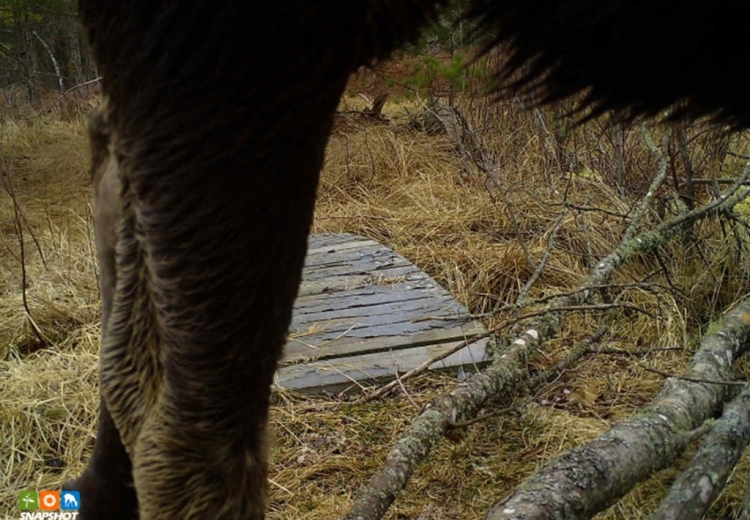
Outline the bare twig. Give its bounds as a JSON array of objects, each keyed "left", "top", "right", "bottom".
[
  {"left": 620, "top": 125, "right": 670, "bottom": 243},
  {"left": 391, "top": 351, "right": 421, "bottom": 410},
  {"left": 373, "top": 301, "right": 649, "bottom": 402},
  {"left": 64, "top": 76, "right": 102, "bottom": 95},
  {"left": 1, "top": 174, "right": 46, "bottom": 268},
  {"left": 360, "top": 331, "right": 493, "bottom": 402},
  {"left": 516, "top": 210, "right": 567, "bottom": 306},
  {"left": 691, "top": 178, "right": 750, "bottom": 185},
  {"left": 449, "top": 405, "right": 517, "bottom": 430},
  {"left": 1, "top": 172, "right": 47, "bottom": 346},
  {"left": 433, "top": 101, "right": 537, "bottom": 271},
  {"left": 557, "top": 201, "right": 629, "bottom": 219},
  {"left": 518, "top": 303, "right": 655, "bottom": 319},
  {"left": 589, "top": 347, "right": 683, "bottom": 356},
  {"left": 675, "top": 124, "right": 697, "bottom": 211}
]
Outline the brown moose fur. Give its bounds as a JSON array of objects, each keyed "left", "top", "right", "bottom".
[{"left": 67, "top": 1, "right": 750, "bottom": 519}]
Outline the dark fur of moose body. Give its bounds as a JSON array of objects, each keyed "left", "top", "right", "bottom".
[{"left": 66, "top": 1, "right": 750, "bottom": 519}]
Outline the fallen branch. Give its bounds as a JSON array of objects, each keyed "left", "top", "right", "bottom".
[
  {"left": 366, "top": 302, "right": 647, "bottom": 402},
  {"left": 485, "top": 298, "right": 750, "bottom": 520},
  {"left": 341, "top": 159, "right": 750, "bottom": 520},
  {"left": 591, "top": 347, "right": 682, "bottom": 356},
  {"left": 359, "top": 329, "right": 493, "bottom": 402},
  {"left": 525, "top": 308, "right": 614, "bottom": 391},
  {"left": 651, "top": 386, "right": 750, "bottom": 520},
  {"left": 64, "top": 75, "right": 102, "bottom": 95},
  {"left": 623, "top": 125, "right": 669, "bottom": 243}
]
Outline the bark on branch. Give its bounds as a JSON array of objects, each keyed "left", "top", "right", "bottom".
[
  {"left": 651, "top": 386, "right": 750, "bottom": 519},
  {"left": 485, "top": 298, "right": 750, "bottom": 520}
]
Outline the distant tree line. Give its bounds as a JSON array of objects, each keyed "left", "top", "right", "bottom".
[
  {"left": 0, "top": 0, "right": 478, "bottom": 106},
  {"left": 0, "top": 0, "right": 96, "bottom": 102}
]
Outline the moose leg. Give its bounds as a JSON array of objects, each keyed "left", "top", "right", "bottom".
[
  {"left": 64, "top": 402, "right": 138, "bottom": 519},
  {"left": 94, "top": 110, "right": 351, "bottom": 519},
  {"left": 74, "top": 1, "right": 447, "bottom": 517},
  {"left": 64, "top": 106, "right": 138, "bottom": 519}
]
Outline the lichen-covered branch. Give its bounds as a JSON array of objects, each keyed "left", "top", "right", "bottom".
[
  {"left": 622, "top": 125, "right": 669, "bottom": 243},
  {"left": 651, "top": 386, "right": 750, "bottom": 520},
  {"left": 484, "top": 299, "right": 750, "bottom": 520}
]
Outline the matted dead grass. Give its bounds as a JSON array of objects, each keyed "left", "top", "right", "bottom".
[{"left": 1, "top": 92, "right": 750, "bottom": 519}]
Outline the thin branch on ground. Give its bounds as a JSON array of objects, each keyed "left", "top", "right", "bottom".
[
  {"left": 516, "top": 210, "right": 567, "bottom": 307},
  {"left": 653, "top": 249, "right": 685, "bottom": 299},
  {"left": 368, "top": 301, "right": 649, "bottom": 402},
  {"left": 64, "top": 76, "right": 101, "bottom": 94},
  {"left": 620, "top": 125, "right": 670, "bottom": 243},
  {"left": 447, "top": 405, "right": 519, "bottom": 430},
  {"left": 525, "top": 315, "right": 612, "bottom": 392},
  {"left": 436, "top": 102, "right": 537, "bottom": 271},
  {"left": 2, "top": 172, "right": 46, "bottom": 267},
  {"left": 528, "top": 282, "right": 683, "bottom": 306},
  {"left": 554, "top": 201, "right": 630, "bottom": 219},
  {"left": 589, "top": 347, "right": 683, "bottom": 356},
  {"left": 359, "top": 330, "right": 493, "bottom": 403},
  {"left": 457, "top": 286, "right": 612, "bottom": 317},
  {"left": 516, "top": 303, "right": 655, "bottom": 319}
]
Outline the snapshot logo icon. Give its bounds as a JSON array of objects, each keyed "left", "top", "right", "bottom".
[
  {"left": 39, "top": 491, "right": 60, "bottom": 511},
  {"left": 60, "top": 491, "right": 80, "bottom": 511},
  {"left": 18, "top": 489, "right": 80, "bottom": 518},
  {"left": 18, "top": 491, "right": 38, "bottom": 511}
]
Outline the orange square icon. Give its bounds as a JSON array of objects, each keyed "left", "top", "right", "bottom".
[{"left": 39, "top": 491, "right": 60, "bottom": 511}]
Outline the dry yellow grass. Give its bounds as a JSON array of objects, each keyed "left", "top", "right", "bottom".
[{"left": 1, "top": 92, "right": 750, "bottom": 520}]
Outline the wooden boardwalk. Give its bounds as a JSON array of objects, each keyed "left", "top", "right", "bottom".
[{"left": 275, "top": 233, "right": 489, "bottom": 394}]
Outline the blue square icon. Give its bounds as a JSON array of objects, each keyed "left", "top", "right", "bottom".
[{"left": 60, "top": 491, "right": 80, "bottom": 511}]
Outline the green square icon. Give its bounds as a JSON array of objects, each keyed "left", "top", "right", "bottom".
[{"left": 19, "top": 491, "right": 38, "bottom": 510}]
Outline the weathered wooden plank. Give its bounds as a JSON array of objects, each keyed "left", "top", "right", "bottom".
[
  {"left": 276, "top": 337, "right": 490, "bottom": 394},
  {"left": 284, "top": 322, "right": 486, "bottom": 362},
  {"left": 301, "top": 254, "right": 411, "bottom": 281},
  {"left": 307, "top": 233, "right": 374, "bottom": 249},
  {"left": 289, "top": 314, "right": 468, "bottom": 346},
  {"left": 306, "top": 233, "right": 369, "bottom": 250},
  {"left": 296, "top": 267, "right": 429, "bottom": 297},
  {"left": 304, "top": 237, "right": 382, "bottom": 264},
  {"left": 293, "top": 287, "right": 450, "bottom": 319},
  {"left": 278, "top": 233, "right": 490, "bottom": 394},
  {"left": 304, "top": 236, "right": 405, "bottom": 262},
  {"left": 292, "top": 300, "right": 452, "bottom": 331},
  {"left": 289, "top": 320, "right": 472, "bottom": 350},
  {"left": 304, "top": 241, "right": 388, "bottom": 267},
  {"left": 296, "top": 273, "right": 435, "bottom": 304},
  {"left": 301, "top": 264, "right": 416, "bottom": 285},
  {"left": 306, "top": 239, "right": 378, "bottom": 256},
  {"left": 291, "top": 295, "right": 469, "bottom": 334}
]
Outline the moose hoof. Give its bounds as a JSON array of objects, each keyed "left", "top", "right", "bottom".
[{"left": 63, "top": 472, "right": 138, "bottom": 520}]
